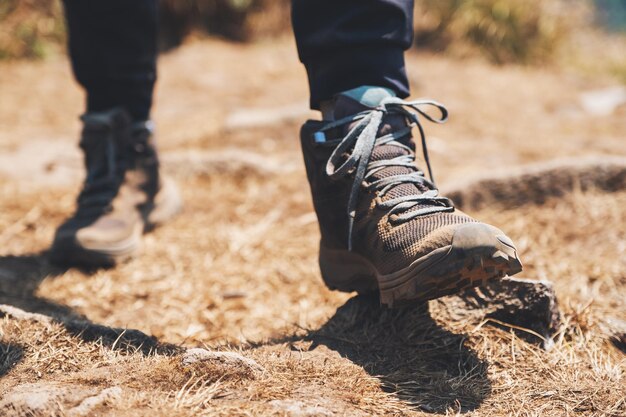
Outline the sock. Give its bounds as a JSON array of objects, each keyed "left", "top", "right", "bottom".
[{"left": 321, "top": 85, "right": 396, "bottom": 120}]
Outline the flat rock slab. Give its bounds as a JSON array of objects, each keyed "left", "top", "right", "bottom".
[
  {"left": 0, "top": 383, "right": 122, "bottom": 417},
  {"left": 182, "top": 348, "right": 265, "bottom": 377},
  {"left": 445, "top": 156, "right": 626, "bottom": 211},
  {"left": 579, "top": 86, "right": 626, "bottom": 116},
  {"left": 0, "top": 304, "right": 52, "bottom": 324},
  {"left": 461, "top": 277, "right": 561, "bottom": 349}
]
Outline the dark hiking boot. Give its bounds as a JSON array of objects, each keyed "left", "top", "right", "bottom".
[
  {"left": 300, "top": 88, "right": 522, "bottom": 307},
  {"left": 50, "top": 108, "right": 182, "bottom": 267}
]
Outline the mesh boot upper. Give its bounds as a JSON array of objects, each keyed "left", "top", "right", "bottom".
[{"left": 301, "top": 95, "right": 477, "bottom": 275}]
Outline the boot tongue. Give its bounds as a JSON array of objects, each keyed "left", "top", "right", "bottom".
[
  {"left": 332, "top": 88, "right": 431, "bottom": 201},
  {"left": 79, "top": 109, "right": 131, "bottom": 191}
]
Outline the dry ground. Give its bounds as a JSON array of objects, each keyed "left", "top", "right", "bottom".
[{"left": 0, "top": 37, "right": 625, "bottom": 416}]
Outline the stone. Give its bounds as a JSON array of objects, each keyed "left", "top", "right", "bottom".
[
  {"left": 0, "top": 304, "right": 52, "bottom": 325},
  {"left": 68, "top": 386, "right": 122, "bottom": 417},
  {"left": 461, "top": 277, "right": 561, "bottom": 349},
  {"left": 182, "top": 348, "right": 265, "bottom": 375},
  {"left": 444, "top": 156, "right": 626, "bottom": 211},
  {"left": 0, "top": 383, "right": 122, "bottom": 417},
  {"left": 579, "top": 86, "right": 626, "bottom": 116},
  {"left": 0, "top": 383, "right": 91, "bottom": 417}
]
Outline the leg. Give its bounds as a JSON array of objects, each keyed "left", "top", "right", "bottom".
[
  {"left": 62, "top": 0, "right": 158, "bottom": 121},
  {"left": 51, "top": 1, "right": 181, "bottom": 267},
  {"left": 292, "top": 0, "right": 414, "bottom": 110},
  {"left": 294, "top": 1, "right": 523, "bottom": 307}
]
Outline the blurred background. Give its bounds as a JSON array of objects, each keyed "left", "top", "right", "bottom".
[{"left": 1, "top": 0, "right": 625, "bottom": 73}]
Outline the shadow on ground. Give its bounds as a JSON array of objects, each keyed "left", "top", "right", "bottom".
[
  {"left": 0, "top": 254, "right": 77, "bottom": 318},
  {"left": 301, "top": 293, "right": 490, "bottom": 414},
  {"left": 1, "top": 254, "right": 491, "bottom": 413},
  {"left": 0, "top": 342, "right": 24, "bottom": 378},
  {"left": 0, "top": 253, "right": 180, "bottom": 374}
]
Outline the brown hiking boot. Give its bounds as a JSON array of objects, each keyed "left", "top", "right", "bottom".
[
  {"left": 50, "top": 108, "right": 182, "bottom": 267},
  {"left": 300, "top": 89, "right": 522, "bottom": 307}
]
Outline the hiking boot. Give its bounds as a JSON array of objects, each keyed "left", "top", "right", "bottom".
[
  {"left": 300, "top": 87, "right": 522, "bottom": 307},
  {"left": 50, "top": 108, "right": 182, "bottom": 267}
]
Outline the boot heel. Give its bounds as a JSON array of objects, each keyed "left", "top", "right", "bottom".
[{"left": 318, "top": 245, "right": 378, "bottom": 293}]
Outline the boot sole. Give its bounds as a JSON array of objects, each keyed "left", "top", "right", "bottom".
[
  {"left": 49, "top": 178, "right": 183, "bottom": 268},
  {"left": 319, "top": 223, "right": 522, "bottom": 308},
  {"left": 49, "top": 223, "right": 143, "bottom": 268}
]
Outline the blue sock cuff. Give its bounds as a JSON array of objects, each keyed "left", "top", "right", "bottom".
[{"left": 340, "top": 85, "right": 396, "bottom": 107}]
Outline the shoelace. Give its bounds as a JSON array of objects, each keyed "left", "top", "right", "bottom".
[{"left": 321, "top": 98, "right": 455, "bottom": 251}]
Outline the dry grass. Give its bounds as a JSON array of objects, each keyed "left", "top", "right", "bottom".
[
  {"left": 414, "top": 0, "right": 576, "bottom": 64},
  {"left": 5, "top": 0, "right": 626, "bottom": 73},
  {"left": 0, "top": 38, "right": 625, "bottom": 415},
  {"left": 0, "top": 0, "right": 65, "bottom": 59}
]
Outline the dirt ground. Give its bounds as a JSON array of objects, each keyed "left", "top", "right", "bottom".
[{"left": 0, "top": 37, "right": 625, "bottom": 416}]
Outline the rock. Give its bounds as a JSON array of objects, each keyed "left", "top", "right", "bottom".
[
  {"left": 461, "top": 277, "right": 561, "bottom": 349},
  {"left": 0, "top": 383, "right": 90, "bottom": 417},
  {"left": 445, "top": 156, "right": 626, "bottom": 211},
  {"left": 0, "top": 383, "right": 62, "bottom": 416},
  {"left": 579, "top": 86, "right": 626, "bottom": 116},
  {"left": 68, "top": 386, "right": 122, "bottom": 417},
  {"left": 0, "top": 383, "right": 122, "bottom": 417},
  {"left": 182, "top": 348, "right": 265, "bottom": 376},
  {"left": 0, "top": 304, "right": 52, "bottom": 325}
]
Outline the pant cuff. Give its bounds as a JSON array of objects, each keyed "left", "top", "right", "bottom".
[
  {"left": 303, "top": 46, "right": 410, "bottom": 110},
  {"left": 84, "top": 77, "right": 154, "bottom": 121}
]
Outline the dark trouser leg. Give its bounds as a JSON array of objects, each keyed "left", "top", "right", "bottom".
[
  {"left": 291, "top": 0, "right": 414, "bottom": 110},
  {"left": 62, "top": 0, "right": 158, "bottom": 121}
]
